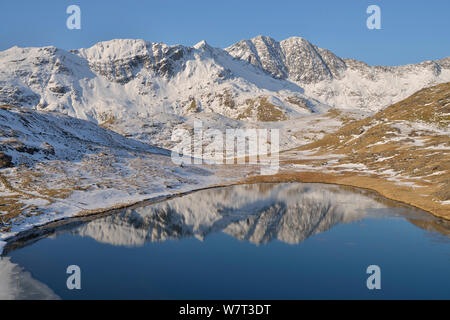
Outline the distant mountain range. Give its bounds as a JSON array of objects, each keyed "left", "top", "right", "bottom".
[{"left": 1, "top": 35, "right": 449, "bottom": 128}]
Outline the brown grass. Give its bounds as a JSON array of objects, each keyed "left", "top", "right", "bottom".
[
  {"left": 217, "top": 89, "right": 236, "bottom": 109},
  {"left": 276, "top": 83, "right": 450, "bottom": 220},
  {"left": 285, "top": 96, "right": 311, "bottom": 111},
  {"left": 238, "top": 97, "right": 287, "bottom": 121},
  {"left": 186, "top": 98, "right": 198, "bottom": 113}
]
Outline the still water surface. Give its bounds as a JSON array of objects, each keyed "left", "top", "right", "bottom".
[{"left": 1, "top": 183, "right": 449, "bottom": 299}]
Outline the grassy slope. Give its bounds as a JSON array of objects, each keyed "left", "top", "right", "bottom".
[{"left": 252, "top": 83, "right": 450, "bottom": 219}]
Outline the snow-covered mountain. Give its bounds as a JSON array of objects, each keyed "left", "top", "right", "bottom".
[
  {"left": 227, "top": 36, "right": 450, "bottom": 111},
  {"left": 0, "top": 35, "right": 449, "bottom": 150},
  {"left": 227, "top": 36, "right": 347, "bottom": 83},
  {"left": 0, "top": 38, "right": 322, "bottom": 124},
  {"left": 1, "top": 36, "right": 449, "bottom": 119}
]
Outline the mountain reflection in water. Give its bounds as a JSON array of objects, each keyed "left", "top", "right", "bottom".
[
  {"left": 1, "top": 183, "right": 449, "bottom": 300},
  {"left": 68, "top": 183, "right": 448, "bottom": 246}
]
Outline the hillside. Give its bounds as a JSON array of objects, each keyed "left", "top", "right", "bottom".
[
  {"left": 0, "top": 105, "right": 224, "bottom": 252},
  {"left": 258, "top": 83, "right": 450, "bottom": 219}
]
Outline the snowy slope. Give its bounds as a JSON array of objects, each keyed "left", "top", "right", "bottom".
[{"left": 0, "top": 105, "right": 166, "bottom": 167}]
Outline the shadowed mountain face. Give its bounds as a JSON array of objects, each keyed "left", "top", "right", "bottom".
[{"left": 66, "top": 183, "right": 440, "bottom": 246}]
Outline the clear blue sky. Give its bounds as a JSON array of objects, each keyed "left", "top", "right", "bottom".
[{"left": 1, "top": 0, "right": 449, "bottom": 66}]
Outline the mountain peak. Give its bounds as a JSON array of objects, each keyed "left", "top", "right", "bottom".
[
  {"left": 78, "top": 38, "right": 150, "bottom": 61},
  {"left": 225, "top": 35, "right": 345, "bottom": 82},
  {"left": 193, "top": 40, "right": 210, "bottom": 50},
  {"left": 283, "top": 35, "right": 306, "bottom": 41},
  {"left": 281, "top": 36, "right": 310, "bottom": 45},
  {"left": 251, "top": 35, "right": 277, "bottom": 42}
]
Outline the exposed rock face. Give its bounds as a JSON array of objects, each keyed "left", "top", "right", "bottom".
[
  {"left": 76, "top": 40, "right": 190, "bottom": 83},
  {"left": 226, "top": 35, "right": 347, "bottom": 83},
  {"left": 226, "top": 36, "right": 289, "bottom": 79},
  {"left": 0, "top": 152, "right": 13, "bottom": 168}
]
